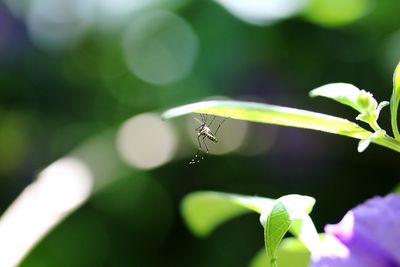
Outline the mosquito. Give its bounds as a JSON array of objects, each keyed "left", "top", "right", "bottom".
[{"left": 189, "top": 113, "right": 228, "bottom": 164}]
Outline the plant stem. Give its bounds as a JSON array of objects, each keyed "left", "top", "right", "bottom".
[
  {"left": 390, "top": 96, "right": 400, "bottom": 140},
  {"left": 373, "top": 135, "right": 400, "bottom": 153},
  {"left": 270, "top": 258, "right": 279, "bottom": 267}
]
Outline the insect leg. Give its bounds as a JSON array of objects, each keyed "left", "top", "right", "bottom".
[
  {"left": 202, "top": 136, "right": 209, "bottom": 153},
  {"left": 200, "top": 113, "right": 206, "bottom": 123},
  {"left": 214, "top": 117, "right": 228, "bottom": 137},
  {"left": 189, "top": 135, "right": 204, "bottom": 164},
  {"left": 208, "top": 115, "right": 216, "bottom": 127},
  {"left": 197, "top": 135, "right": 203, "bottom": 151}
]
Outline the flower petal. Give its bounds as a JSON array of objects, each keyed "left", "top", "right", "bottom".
[{"left": 310, "top": 194, "right": 400, "bottom": 267}]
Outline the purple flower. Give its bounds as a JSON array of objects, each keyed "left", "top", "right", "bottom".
[{"left": 310, "top": 194, "right": 400, "bottom": 267}]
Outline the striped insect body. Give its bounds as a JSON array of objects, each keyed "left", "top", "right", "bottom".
[{"left": 189, "top": 114, "right": 227, "bottom": 165}]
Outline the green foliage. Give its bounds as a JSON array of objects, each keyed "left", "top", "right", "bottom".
[
  {"left": 391, "top": 61, "right": 400, "bottom": 140},
  {"left": 162, "top": 100, "right": 400, "bottom": 153},
  {"left": 263, "top": 202, "right": 291, "bottom": 266},
  {"left": 181, "top": 191, "right": 273, "bottom": 237},
  {"left": 162, "top": 100, "right": 371, "bottom": 137},
  {"left": 309, "top": 83, "right": 389, "bottom": 131},
  {"left": 181, "top": 192, "right": 316, "bottom": 267},
  {"left": 309, "top": 83, "right": 392, "bottom": 151},
  {"left": 163, "top": 63, "right": 400, "bottom": 153},
  {"left": 167, "top": 64, "right": 400, "bottom": 266}
]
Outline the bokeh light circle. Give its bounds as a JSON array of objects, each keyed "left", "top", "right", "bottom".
[
  {"left": 122, "top": 10, "right": 198, "bottom": 85},
  {"left": 26, "top": 0, "right": 93, "bottom": 51},
  {"left": 303, "top": 0, "right": 372, "bottom": 27},
  {"left": 116, "top": 113, "right": 177, "bottom": 169},
  {"left": 216, "top": 0, "right": 308, "bottom": 25}
]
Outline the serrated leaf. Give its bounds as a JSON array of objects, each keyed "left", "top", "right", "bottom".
[
  {"left": 162, "top": 100, "right": 400, "bottom": 152},
  {"left": 181, "top": 191, "right": 274, "bottom": 237},
  {"left": 391, "top": 61, "right": 400, "bottom": 140},
  {"left": 249, "top": 238, "right": 310, "bottom": 267},
  {"left": 264, "top": 202, "right": 292, "bottom": 266}
]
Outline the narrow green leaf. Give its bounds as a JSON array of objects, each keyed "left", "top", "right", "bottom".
[
  {"left": 181, "top": 191, "right": 274, "bottom": 237},
  {"left": 249, "top": 239, "right": 310, "bottom": 267},
  {"left": 264, "top": 202, "right": 292, "bottom": 266},
  {"left": 162, "top": 100, "right": 400, "bottom": 152},
  {"left": 162, "top": 100, "right": 371, "bottom": 139},
  {"left": 391, "top": 61, "right": 400, "bottom": 140}
]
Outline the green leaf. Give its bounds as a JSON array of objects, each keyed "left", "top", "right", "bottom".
[
  {"left": 181, "top": 192, "right": 318, "bottom": 267},
  {"left": 181, "top": 191, "right": 274, "bottom": 237},
  {"left": 162, "top": 100, "right": 400, "bottom": 152},
  {"left": 276, "top": 195, "right": 319, "bottom": 253},
  {"left": 162, "top": 100, "right": 371, "bottom": 138},
  {"left": 310, "top": 83, "right": 389, "bottom": 131},
  {"left": 309, "top": 83, "right": 366, "bottom": 113},
  {"left": 391, "top": 61, "right": 400, "bottom": 140},
  {"left": 261, "top": 194, "right": 319, "bottom": 266},
  {"left": 263, "top": 202, "right": 292, "bottom": 266},
  {"left": 260, "top": 195, "right": 317, "bottom": 266},
  {"left": 249, "top": 238, "right": 310, "bottom": 267}
]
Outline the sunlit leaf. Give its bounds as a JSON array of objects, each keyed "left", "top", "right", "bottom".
[
  {"left": 259, "top": 194, "right": 316, "bottom": 266},
  {"left": 309, "top": 83, "right": 367, "bottom": 113},
  {"left": 162, "top": 100, "right": 371, "bottom": 138},
  {"left": 263, "top": 202, "right": 292, "bottom": 266},
  {"left": 249, "top": 238, "right": 310, "bottom": 267},
  {"left": 181, "top": 191, "right": 274, "bottom": 237},
  {"left": 181, "top": 192, "right": 318, "bottom": 266},
  {"left": 162, "top": 100, "right": 400, "bottom": 152},
  {"left": 310, "top": 83, "right": 390, "bottom": 132},
  {"left": 276, "top": 196, "right": 318, "bottom": 252},
  {"left": 391, "top": 61, "right": 400, "bottom": 140}
]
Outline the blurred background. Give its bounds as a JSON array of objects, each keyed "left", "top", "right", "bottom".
[{"left": 0, "top": 0, "right": 399, "bottom": 266}]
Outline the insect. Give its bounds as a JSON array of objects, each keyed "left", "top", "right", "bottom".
[{"left": 189, "top": 113, "right": 228, "bottom": 164}]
